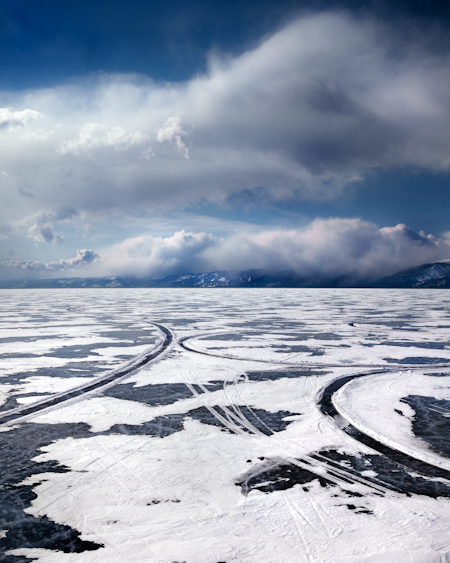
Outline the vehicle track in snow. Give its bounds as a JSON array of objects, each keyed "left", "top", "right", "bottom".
[
  {"left": 180, "top": 336, "right": 387, "bottom": 495},
  {"left": 0, "top": 323, "right": 173, "bottom": 427},
  {"left": 178, "top": 333, "right": 450, "bottom": 370},
  {"left": 318, "top": 371, "right": 450, "bottom": 482},
  {"left": 179, "top": 365, "right": 395, "bottom": 498},
  {"left": 178, "top": 331, "right": 450, "bottom": 491}
]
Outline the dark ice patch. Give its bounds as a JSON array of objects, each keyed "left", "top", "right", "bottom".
[
  {"left": 0, "top": 335, "right": 60, "bottom": 345},
  {"left": 103, "top": 381, "right": 223, "bottom": 406},
  {"left": 320, "top": 449, "right": 450, "bottom": 498},
  {"left": 202, "top": 333, "right": 245, "bottom": 341},
  {"left": 2, "top": 364, "right": 109, "bottom": 385},
  {"left": 0, "top": 423, "right": 104, "bottom": 560},
  {"left": 42, "top": 343, "right": 139, "bottom": 359},
  {"left": 0, "top": 485, "right": 103, "bottom": 555},
  {"left": 401, "top": 395, "right": 450, "bottom": 459},
  {"left": 183, "top": 406, "right": 298, "bottom": 435},
  {"left": 244, "top": 368, "right": 329, "bottom": 382},
  {"left": 157, "top": 318, "right": 198, "bottom": 326},
  {"left": 0, "top": 353, "right": 42, "bottom": 359},
  {"left": 106, "top": 404, "right": 299, "bottom": 438},
  {"left": 109, "top": 414, "right": 186, "bottom": 437},
  {"left": 383, "top": 342, "right": 448, "bottom": 350},
  {"left": 311, "top": 333, "right": 344, "bottom": 341},
  {"left": 384, "top": 357, "right": 450, "bottom": 365},
  {"left": 273, "top": 344, "right": 330, "bottom": 355},
  {"left": 373, "top": 320, "right": 414, "bottom": 327},
  {"left": 98, "top": 328, "right": 158, "bottom": 342},
  {"left": 236, "top": 457, "right": 337, "bottom": 494},
  {"left": 236, "top": 449, "right": 450, "bottom": 499},
  {"left": 0, "top": 395, "right": 22, "bottom": 413}
]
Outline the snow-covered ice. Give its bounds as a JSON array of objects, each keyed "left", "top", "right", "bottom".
[{"left": 0, "top": 288, "right": 449, "bottom": 562}]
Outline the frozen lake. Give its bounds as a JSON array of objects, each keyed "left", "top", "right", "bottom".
[{"left": 1, "top": 288, "right": 450, "bottom": 562}]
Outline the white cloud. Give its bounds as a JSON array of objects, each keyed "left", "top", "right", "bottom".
[
  {"left": 156, "top": 115, "right": 189, "bottom": 159},
  {"left": 0, "top": 10, "right": 449, "bottom": 228},
  {"left": 100, "top": 230, "right": 218, "bottom": 277},
  {"left": 60, "top": 248, "right": 100, "bottom": 267},
  {"left": 59, "top": 123, "right": 150, "bottom": 155},
  {"left": 200, "top": 220, "right": 450, "bottom": 280},
  {"left": 2, "top": 220, "right": 449, "bottom": 281},
  {"left": 90, "top": 220, "right": 450, "bottom": 281},
  {"left": 1, "top": 10, "right": 450, "bottom": 269},
  {"left": 1, "top": 249, "right": 101, "bottom": 276},
  {"left": 0, "top": 107, "right": 42, "bottom": 131}
]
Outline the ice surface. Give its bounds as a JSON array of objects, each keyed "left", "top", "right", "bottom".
[
  {"left": 0, "top": 288, "right": 449, "bottom": 562},
  {"left": 333, "top": 370, "right": 450, "bottom": 470}
]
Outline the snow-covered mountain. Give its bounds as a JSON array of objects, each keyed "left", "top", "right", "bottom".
[
  {"left": 374, "top": 261, "right": 450, "bottom": 288},
  {"left": 0, "top": 269, "right": 309, "bottom": 289},
  {"left": 1, "top": 262, "right": 450, "bottom": 288}
]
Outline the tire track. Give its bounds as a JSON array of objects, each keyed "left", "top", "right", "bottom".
[
  {"left": 179, "top": 367, "right": 393, "bottom": 497},
  {"left": 319, "top": 372, "right": 450, "bottom": 481},
  {"left": 179, "top": 333, "right": 450, "bottom": 370},
  {"left": 179, "top": 341, "right": 395, "bottom": 493},
  {"left": 0, "top": 323, "right": 173, "bottom": 427},
  {"left": 179, "top": 332, "right": 450, "bottom": 491}
]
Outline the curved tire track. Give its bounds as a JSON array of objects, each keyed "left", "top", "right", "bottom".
[
  {"left": 179, "top": 366, "right": 394, "bottom": 497},
  {"left": 0, "top": 323, "right": 173, "bottom": 427},
  {"left": 318, "top": 372, "right": 450, "bottom": 481},
  {"left": 179, "top": 331, "right": 450, "bottom": 487},
  {"left": 179, "top": 334, "right": 450, "bottom": 370}
]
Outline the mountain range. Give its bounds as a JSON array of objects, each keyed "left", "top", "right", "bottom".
[{"left": 1, "top": 261, "right": 450, "bottom": 289}]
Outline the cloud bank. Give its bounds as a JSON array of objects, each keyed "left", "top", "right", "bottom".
[
  {"left": 1, "top": 249, "right": 100, "bottom": 275},
  {"left": 3, "top": 220, "right": 448, "bottom": 282},
  {"left": 1, "top": 11, "right": 450, "bottom": 233},
  {"left": 100, "top": 221, "right": 447, "bottom": 281}
]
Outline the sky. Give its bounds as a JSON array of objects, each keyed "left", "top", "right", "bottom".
[{"left": 1, "top": 0, "right": 450, "bottom": 282}]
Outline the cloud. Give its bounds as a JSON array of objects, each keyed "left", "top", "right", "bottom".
[
  {"left": 1, "top": 249, "right": 101, "bottom": 277},
  {"left": 60, "top": 248, "right": 100, "bottom": 267},
  {"left": 156, "top": 115, "right": 189, "bottom": 159},
  {"left": 59, "top": 123, "right": 150, "bottom": 155},
  {"left": 0, "top": 108, "right": 42, "bottom": 131},
  {"left": 26, "top": 210, "right": 77, "bottom": 244},
  {"left": 1, "top": 10, "right": 450, "bottom": 228},
  {"left": 2, "top": 220, "right": 449, "bottom": 281},
  {"left": 100, "top": 230, "right": 218, "bottom": 277},
  {"left": 91, "top": 220, "right": 450, "bottom": 281},
  {"left": 208, "top": 220, "right": 448, "bottom": 280}
]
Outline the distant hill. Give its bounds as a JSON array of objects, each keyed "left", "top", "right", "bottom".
[
  {"left": 0, "top": 269, "right": 309, "bottom": 289},
  {"left": 1, "top": 262, "right": 450, "bottom": 289},
  {"left": 374, "top": 262, "right": 450, "bottom": 288}
]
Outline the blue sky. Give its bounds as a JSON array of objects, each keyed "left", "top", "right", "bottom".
[{"left": 1, "top": 0, "right": 450, "bottom": 281}]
